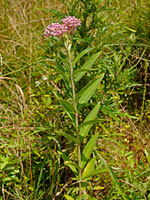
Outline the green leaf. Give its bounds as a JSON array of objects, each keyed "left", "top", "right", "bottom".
[
  {"left": 55, "top": 60, "right": 71, "bottom": 91},
  {"left": 75, "top": 51, "right": 102, "bottom": 82},
  {"left": 0, "top": 157, "right": 10, "bottom": 170},
  {"left": 79, "top": 74, "right": 104, "bottom": 104},
  {"left": 123, "top": 25, "right": 136, "bottom": 32},
  {"left": 95, "top": 150, "right": 131, "bottom": 200},
  {"left": 73, "top": 68, "right": 95, "bottom": 76},
  {"left": 64, "top": 161, "right": 80, "bottom": 170},
  {"left": 81, "top": 132, "right": 99, "bottom": 169},
  {"left": 72, "top": 47, "right": 94, "bottom": 68},
  {"left": 58, "top": 98, "right": 75, "bottom": 122},
  {"left": 58, "top": 57, "right": 70, "bottom": 72},
  {"left": 58, "top": 151, "right": 77, "bottom": 175},
  {"left": 56, "top": 59, "right": 65, "bottom": 73},
  {"left": 34, "top": 158, "right": 47, "bottom": 199},
  {"left": 82, "top": 169, "right": 107, "bottom": 180},
  {"left": 82, "top": 157, "right": 96, "bottom": 180},
  {"left": 59, "top": 99, "right": 75, "bottom": 112},
  {"left": 79, "top": 102, "right": 100, "bottom": 140},
  {"left": 50, "top": 64, "right": 70, "bottom": 84},
  {"left": 87, "top": 197, "right": 97, "bottom": 200},
  {"left": 59, "top": 51, "right": 66, "bottom": 59},
  {"left": 76, "top": 79, "right": 96, "bottom": 100},
  {"left": 64, "top": 195, "right": 74, "bottom": 200},
  {"left": 78, "top": 120, "right": 101, "bottom": 128},
  {"left": 55, "top": 131, "right": 79, "bottom": 144},
  {"left": 91, "top": 186, "right": 105, "bottom": 190}
]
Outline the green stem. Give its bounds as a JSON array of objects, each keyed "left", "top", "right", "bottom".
[
  {"left": 141, "top": 60, "right": 148, "bottom": 124},
  {"left": 68, "top": 45, "right": 82, "bottom": 199}
]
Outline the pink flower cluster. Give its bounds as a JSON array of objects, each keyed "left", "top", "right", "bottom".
[
  {"left": 44, "top": 23, "right": 68, "bottom": 37},
  {"left": 62, "top": 16, "right": 81, "bottom": 28},
  {"left": 44, "top": 16, "right": 81, "bottom": 37}
]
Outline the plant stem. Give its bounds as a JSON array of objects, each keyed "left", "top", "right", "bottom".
[
  {"left": 140, "top": 60, "right": 148, "bottom": 128},
  {"left": 68, "top": 46, "right": 82, "bottom": 199}
]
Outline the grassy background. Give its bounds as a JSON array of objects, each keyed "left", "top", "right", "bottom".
[{"left": 0, "top": 0, "right": 150, "bottom": 199}]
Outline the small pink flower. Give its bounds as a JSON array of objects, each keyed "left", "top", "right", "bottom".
[
  {"left": 62, "top": 16, "right": 81, "bottom": 28},
  {"left": 62, "top": 16, "right": 81, "bottom": 34},
  {"left": 44, "top": 16, "right": 81, "bottom": 37},
  {"left": 44, "top": 23, "right": 68, "bottom": 37}
]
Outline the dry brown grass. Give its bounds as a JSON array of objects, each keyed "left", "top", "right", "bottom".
[
  {"left": 0, "top": 0, "right": 150, "bottom": 199},
  {"left": 0, "top": 0, "right": 65, "bottom": 75}
]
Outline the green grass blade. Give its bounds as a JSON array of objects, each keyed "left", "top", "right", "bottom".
[
  {"left": 95, "top": 150, "right": 131, "bottom": 200},
  {"left": 34, "top": 158, "right": 47, "bottom": 199}
]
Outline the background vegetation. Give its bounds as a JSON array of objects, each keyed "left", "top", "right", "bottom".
[{"left": 0, "top": 0, "right": 150, "bottom": 199}]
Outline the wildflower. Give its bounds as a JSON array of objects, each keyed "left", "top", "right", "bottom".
[
  {"left": 44, "top": 23, "right": 68, "bottom": 37},
  {"left": 62, "top": 16, "right": 81, "bottom": 28},
  {"left": 62, "top": 16, "right": 81, "bottom": 34},
  {"left": 44, "top": 16, "right": 81, "bottom": 37}
]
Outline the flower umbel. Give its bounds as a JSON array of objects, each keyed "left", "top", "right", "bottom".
[
  {"left": 44, "top": 23, "right": 68, "bottom": 37},
  {"left": 44, "top": 16, "right": 81, "bottom": 37},
  {"left": 62, "top": 16, "right": 81, "bottom": 29},
  {"left": 62, "top": 16, "right": 81, "bottom": 34}
]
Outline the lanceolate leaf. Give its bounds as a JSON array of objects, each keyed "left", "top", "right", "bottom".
[
  {"left": 58, "top": 98, "right": 75, "bottom": 122},
  {"left": 79, "top": 74, "right": 104, "bottom": 104},
  {"left": 72, "top": 47, "right": 94, "bottom": 68},
  {"left": 56, "top": 59, "right": 65, "bottom": 73},
  {"left": 55, "top": 131, "right": 79, "bottom": 144},
  {"left": 73, "top": 68, "right": 95, "bottom": 76},
  {"left": 59, "top": 99, "right": 75, "bottom": 112},
  {"left": 78, "top": 120, "right": 101, "bottom": 128},
  {"left": 64, "top": 161, "right": 80, "bottom": 170},
  {"left": 81, "top": 132, "right": 99, "bottom": 169},
  {"left": 74, "top": 51, "right": 102, "bottom": 82},
  {"left": 82, "top": 157, "right": 96, "bottom": 180},
  {"left": 76, "top": 79, "right": 96, "bottom": 100},
  {"left": 79, "top": 102, "right": 100, "bottom": 141},
  {"left": 82, "top": 169, "right": 107, "bottom": 180},
  {"left": 50, "top": 64, "right": 70, "bottom": 84},
  {"left": 59, "top": 57, "right": 70, "bottom": 72}
]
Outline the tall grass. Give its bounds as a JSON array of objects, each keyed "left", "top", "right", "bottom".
[{"left": 0, "top": 0, "right": 150, "bottom": 199}]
